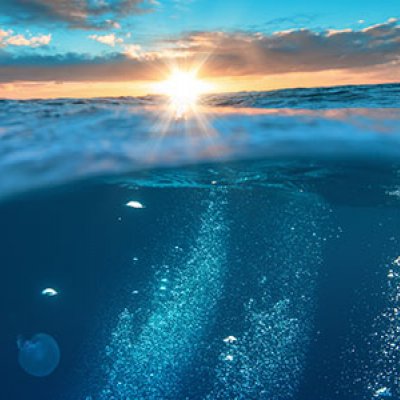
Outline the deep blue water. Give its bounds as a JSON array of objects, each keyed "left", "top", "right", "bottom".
[{"left": 1, "top": 83, "right": 400, "bottom": 399}]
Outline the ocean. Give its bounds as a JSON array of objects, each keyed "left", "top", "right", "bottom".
[{"left": 1, "top": 83, "right": 400, "bottom": 399}]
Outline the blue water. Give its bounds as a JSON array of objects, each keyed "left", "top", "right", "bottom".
[{"left": 1, "top": 83, "right": 400, "bottom": 399}]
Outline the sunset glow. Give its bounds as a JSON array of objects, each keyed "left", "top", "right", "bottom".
[
  {"left": 154, "top": 70, "right": 213, "bottom": 118},
  {"left": 0, "top": 1, "right": 398, "bottom": 98}
]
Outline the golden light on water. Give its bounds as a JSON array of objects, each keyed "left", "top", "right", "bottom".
[{"left": 154, "top": 69, "right": 213, "bottom": 119}]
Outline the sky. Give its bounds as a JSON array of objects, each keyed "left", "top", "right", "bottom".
[{"left": 0, "top": 0, "right": 399, "bottom": 98}]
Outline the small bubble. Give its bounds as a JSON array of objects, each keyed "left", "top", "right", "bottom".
[
  {"left": 126, "top": 201, "right": 145, "bottom": 209},
  {"left": 223, "top": 336, "right": 238, "bottom": 344},
  {"left": 373, "top": 387, "right": 392, "bottom": 398},
  {"left": 41, "top": 288, "right": 58, "bottom": 297}
]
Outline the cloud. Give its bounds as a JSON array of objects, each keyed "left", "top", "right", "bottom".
[
  {"left": 89, "top": 33, "right": 124, "bottom": 46},
  {"left": 164, "top": 18, "right": 400, "bottom": 77},
  {"left": 123, "top": 43, "right": 142, "bottom": 58},
  {"left": 0, "top": 0, "right": 156, "bottom": 29},
  {"left": 105, "top": 20, "right": 122, "bottom": 29},
  {"left": 263, "top": 14, "right": 316, "bottom": 29},
  {"left": 0, "top": 29, "right": 9, "bottom": 40},
  {"left": 0, "top": 52, "right": 158, "bottom": 82},
  {"left": 0, "top": 29, "right": 51, "bottom": 48},
  {"left": 0, "top": 19, "right": 398, "bottom": 83}
]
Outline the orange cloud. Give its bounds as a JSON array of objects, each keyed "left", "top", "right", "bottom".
[{"left": 169, "top": 18, "right": 400, "bottom": 77}]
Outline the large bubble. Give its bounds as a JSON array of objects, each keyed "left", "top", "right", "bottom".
[{"left": 17, "top": 333, "right": 60, "bottom": 377}]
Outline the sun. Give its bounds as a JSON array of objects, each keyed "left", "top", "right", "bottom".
[{"left": 154, "top": 69, "right": 212, "bottom": 118}]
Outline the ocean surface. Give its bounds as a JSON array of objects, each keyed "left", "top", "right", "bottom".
[{"left": 1, "top": 82, "right": 400, "bottom": 399}]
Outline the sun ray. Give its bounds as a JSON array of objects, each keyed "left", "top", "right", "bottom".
[
  {"left": 145, "top": 64, "right": 224, "bottom": 164},
  {"left": 153, "top": 68, "right": 213, "bottom": 119}
]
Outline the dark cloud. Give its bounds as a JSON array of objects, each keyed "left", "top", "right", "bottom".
[
  {"left": 0, "top": 52, "right": 160, "bottom": 82},
  {"left": 0, "top": 19, "right": 398, "bottom": 83},
  {"left": 0, "top": 0, "right": 155, "bottom": 29}
]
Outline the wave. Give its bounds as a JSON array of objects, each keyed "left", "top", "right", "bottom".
[
  {"left": 2, "top": 83, "right": 399, "bottom": 109},
  {"left": 0, "top": 83, "right": 400, "bottom": 199},
  {"left": 203, "top": 83, "right": 400, "bottom": 109}
]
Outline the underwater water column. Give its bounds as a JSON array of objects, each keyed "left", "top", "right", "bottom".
[
  {"left": 100, "top": 189, "right": 228, "bottom": 399},
  {"left": 367, "top": 254, "right": 400, "bottom": 399},
  {"left": 207, "top": 190, "right": 328, "bottom": 400}
]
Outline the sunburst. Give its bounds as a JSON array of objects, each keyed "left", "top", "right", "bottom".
[{"left": 154, "top": 69, "right": 212, "bottom": 119}]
